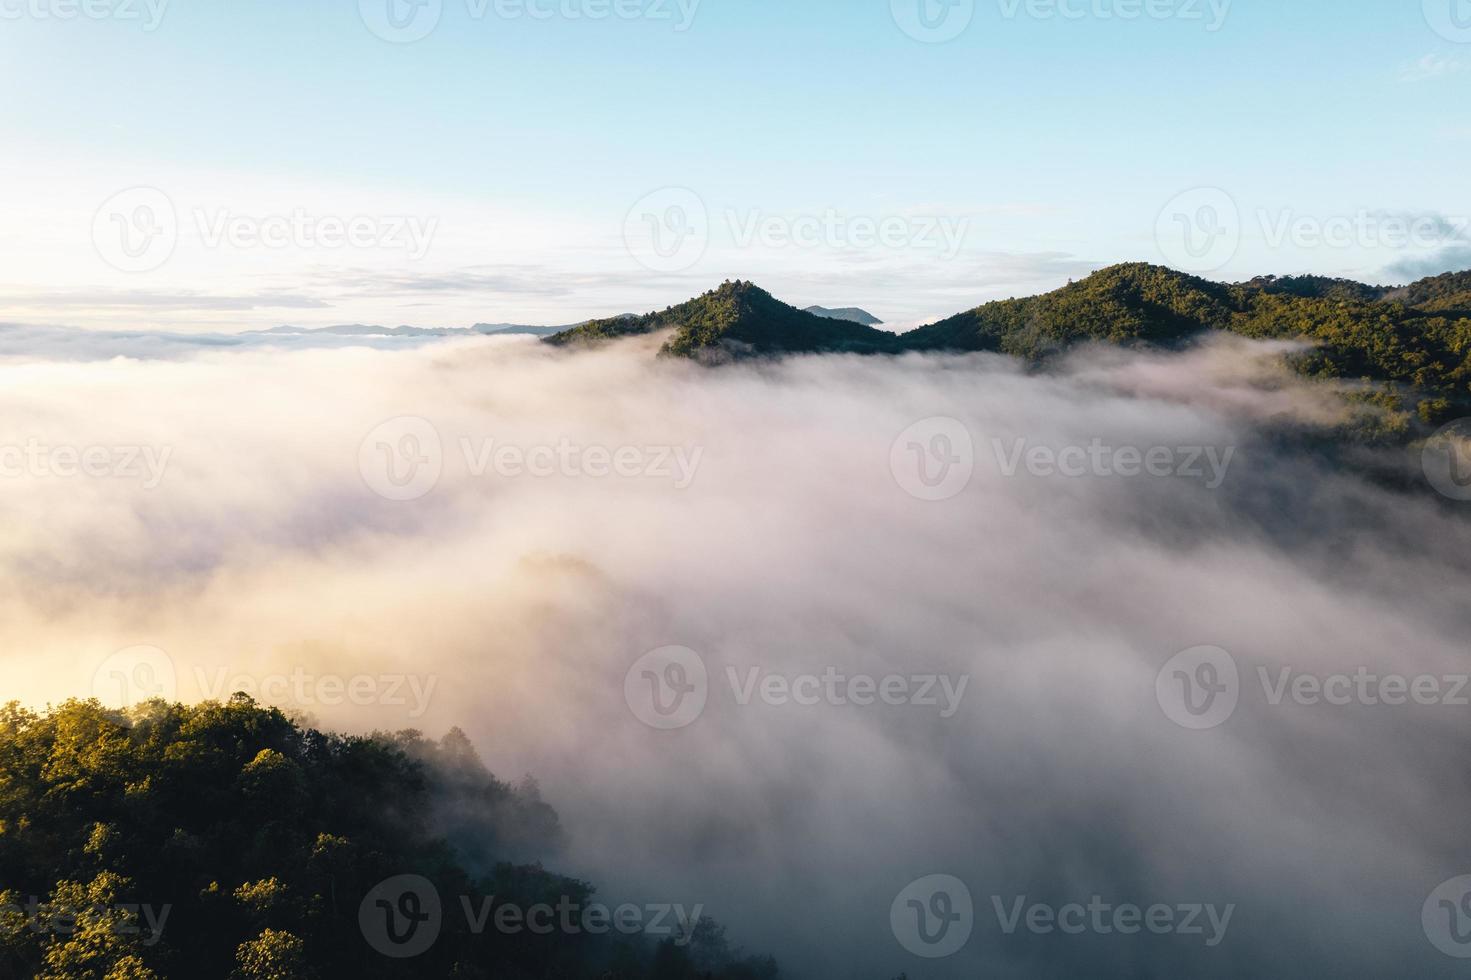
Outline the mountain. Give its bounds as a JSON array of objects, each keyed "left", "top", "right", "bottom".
[
  {"left": 1384, "top": 269, "right": 1471, "bottom": 316},
  {"left": 898, "top": 262, "right": 1471, "bottom": 423},
  {"left": 899, "top": 263, "right": 1238, "bottom": 357},
  {"left": 545, "top": 280, "right": 899, "bottom": 359},
  {"left": 471, "top": 322, "right": 569, "bottom": 337},
  {"left": 803, "top": 305, "right": 883, "bottom": 326},
  {"left": 0, "top": 698, "right": 779, "bottom": 979},
  {"left": 544, "top": 264, "right": 1471, "bottom": 429}
]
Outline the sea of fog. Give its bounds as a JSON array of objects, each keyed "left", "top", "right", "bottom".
[{"left": 2, "top": 329, "right": 1470, "bottom": 977}]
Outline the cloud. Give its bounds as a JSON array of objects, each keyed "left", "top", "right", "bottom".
[
  {"left": 0, "top": 322, "right": 454, "bottom": 361},
  {"left": 1384, "top": 243, "right": 1471, "bottom": 282},
  {"left": 0, "top": 288, "right": 332, "bottom": 312},
  {"left": 0, "top": 335, "right": 1466, "bottom": 977},
  {"left": 1400, "top": 53, "right": 1471, "bottom": 82}
]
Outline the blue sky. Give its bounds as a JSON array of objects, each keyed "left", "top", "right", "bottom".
[{"left": 1, "top": 0, "right": 1469, "bottom": 331}]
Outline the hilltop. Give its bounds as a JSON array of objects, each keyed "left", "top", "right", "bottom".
[{"left": 544, "top": 280, "right": 900, "bottom": 360}]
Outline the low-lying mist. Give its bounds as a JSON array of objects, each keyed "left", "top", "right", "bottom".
[{"left": 3, "top": 330, "right": 1469, "bottom": 977}]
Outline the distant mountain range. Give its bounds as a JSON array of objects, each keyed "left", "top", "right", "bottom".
[
  {"left": 544, "top": 265, "right": 1471, "bottom": 434},
  {"left": 803, "top": 305, "right": 883, "bottom": 325}
]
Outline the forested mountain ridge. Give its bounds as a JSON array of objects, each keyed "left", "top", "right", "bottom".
[
  {"left": 0, "top": 698, "right": 778, "bottom": 980},
  {"left": 546, "top": 264, "right": 1471, "bottom": 428},
  {"left": 900, "top": 263, "right": 1471, "bottom": 421}
]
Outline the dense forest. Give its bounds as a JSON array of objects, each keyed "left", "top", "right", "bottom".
[
  {"left": 546, "top": 265, "right": 1471, "bottom": 434},
  {"left": 0, "top": 698, "right": 778, "bottom": 980}
]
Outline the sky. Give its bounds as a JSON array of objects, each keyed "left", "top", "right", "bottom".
[{"left": 1, "top": 0, "right": 1469, "bottom": 332}]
